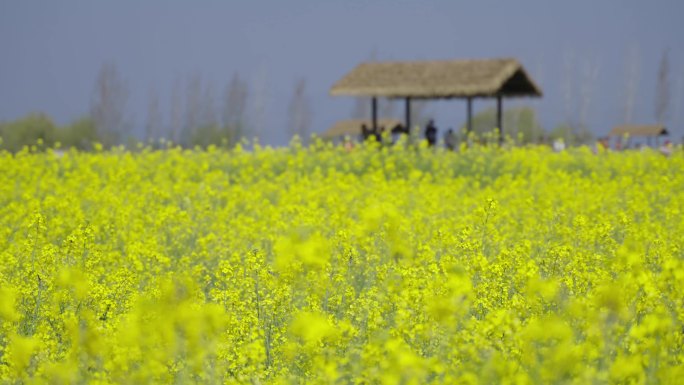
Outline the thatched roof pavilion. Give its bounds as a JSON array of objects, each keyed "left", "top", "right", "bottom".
[
  {"left": 609, "top": 124, "right": 668, "bottom": 137},
  {"left": 322, "top": 119, "right": 402, "bottom": 138},
  {"left": 330, "top": 58, "right": 542, "bottom": 144}
]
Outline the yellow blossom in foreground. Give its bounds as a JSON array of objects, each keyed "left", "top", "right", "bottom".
[{"left": 0, "top": 143, "right": 682, "bottom": 383}]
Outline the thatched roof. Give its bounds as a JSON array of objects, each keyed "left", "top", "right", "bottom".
[
  {"left": 609, "top": 124, "right": 668, "bottom": 137},
  {"left": 330, "top": 58, "right": 542, "bottom": 99},
  {"left": 322, "top": 119, "right": 402, "bottom": 138}
]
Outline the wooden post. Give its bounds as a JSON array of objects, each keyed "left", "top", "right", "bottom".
[
  {"left": 466, "top": 97, "right": 473, "bottom": 134},
  {"left": 405, "top": 97, "right": 411, "bottom": 132},
  {"left": 496, "top": 95, "right": 503, "bottom": 146},
  {"left": 372, "top": 97, "right": 378, "bottom": 132}
]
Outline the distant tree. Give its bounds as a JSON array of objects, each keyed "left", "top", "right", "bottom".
[
  {"left": 288, "top": 78, "right": 312, "bottom": 144},
  {"left": 169, "top": 77, "right": 183, "bottom": 144},
  {"left": 561, "top": 50, "right": 577, "bottom": 132},
  {"left": 577, "top": 57, "right": 600, "bottom": 144},
  {"left": 674, "top": 74, "right": 683, "bottom": 136},
  {"left": 560, "top": 50, "right": 598, "bottom": 144},
  {"left": 655, "top": 49, "right": 671, "bottom": 124},
  {"left": 549, "top": 124, "right": 577, "bottom": 146},
  {"left": 145, "top": 87, "right": 163, "bottom": 144},
  {"left": 0, "top": 113, "right": 57, "bottom": 152},
  {"left": 514, "top": 107, "right": 545, "bottom": 144},
  {"left": 527, "top": 54, "right": 545, "bottom": 116},
  {"left": 459, "top": 106, "right": 544, "bottom": 145},
  {"left": 250, "top": 67, "right": 271, "bottom": 141},
  {"left": 182, "top": 73, "right": 204, "bottom": 146},
  {"left": 189, "top": 124, "right": 228, "bottom": 149},
  {"left": 90, "top": 62, "right": 129, "bottom": 147},
  {"left": 187, "top": 81, "right": 222, "bottom": 148},
  {"left": 59, "top": 117, "right": 98, "bottom": 150},
  {"left": 222, "top": 72, "right": 249, "bottom": 146},
  {"left": 199, "top": 82, "right": 217, "bottom": 130},
  {"left": 459, "top": 107, "right": 493, "bottom": 137},
  {"left": 623, "top": 44, "right": 641, "bottom": 123}
]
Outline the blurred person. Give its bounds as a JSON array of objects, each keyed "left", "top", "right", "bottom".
[
  {"left": 391, "top": 123, "right": 405, "bottom": 144},
  {"left": 553, "top": 138, "right": 565, "bottom": 152},
  {"left": 361, "top": 123, "right": 371, "bottom": 141},
  {"left": 343, "top": 136, "right": 354, "bottom": 152},
  {"left": 659, "top": 140, "right": 673, "bottom": 157},
  {"left": 374, "top": 126, "right": 384, "bottom": 143},
  {"left": 425, "top": 119, "right": 437, "bottom": 146},
  {"left": 595, "top": 137, "right": 610, "bottom": 153},
  {"left": 615, "top": 140, "right": 623, "bottom": 151},
  {"left": 444, "top": 128, "right": 456, "bottom": 151}
]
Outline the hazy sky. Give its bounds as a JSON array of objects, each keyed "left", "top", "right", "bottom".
[{"left": 1, "top": 0, "right": 683, "bottom": 145}]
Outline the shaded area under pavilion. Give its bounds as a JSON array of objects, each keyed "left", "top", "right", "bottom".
[
  {"left": 330, "top": 58, "right": 542, "bottom": 144},
  {"left": 322, "top": 119, "right": 402, "bottom": 139}
]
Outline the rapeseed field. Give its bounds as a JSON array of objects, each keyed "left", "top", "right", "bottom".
[{"left": 1, "top": 141, "right": 683, "bottom": 384}]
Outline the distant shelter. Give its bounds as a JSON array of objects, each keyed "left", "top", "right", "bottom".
[
  {"left": 330, "top": 58, "right": 542, "bottom": 144},
  {"left": 609, "top": 124, "right": 669, "bottom": 147}
]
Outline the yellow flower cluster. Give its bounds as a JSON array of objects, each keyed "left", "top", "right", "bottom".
[{"left": 1, "top": 142, "right": 683, "bottom": 383}]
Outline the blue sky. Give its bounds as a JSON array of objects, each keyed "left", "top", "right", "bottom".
[{"left": 1, "top": 0, "right": 682, "bottom": 145}]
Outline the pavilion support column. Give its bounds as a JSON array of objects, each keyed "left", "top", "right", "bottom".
[
  {"left": 372, "top": 97, "right": 378, "bottom": 132},
  {"left": 496, "top": 94, "right": 503, "bottom": 146},
  {"left": 405, "top": 97, "right": 412, "bottom": 132},
  {"left": 466, "top": 97, "right": 473, "bottom": 134}
]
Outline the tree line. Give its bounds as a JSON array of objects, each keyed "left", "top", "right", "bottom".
[
  {"left": 1, "top": 62, "right": 313, "bottom": 152},
  {"left": 1, "top": 48, "right": 678, "bottom": 152}
]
